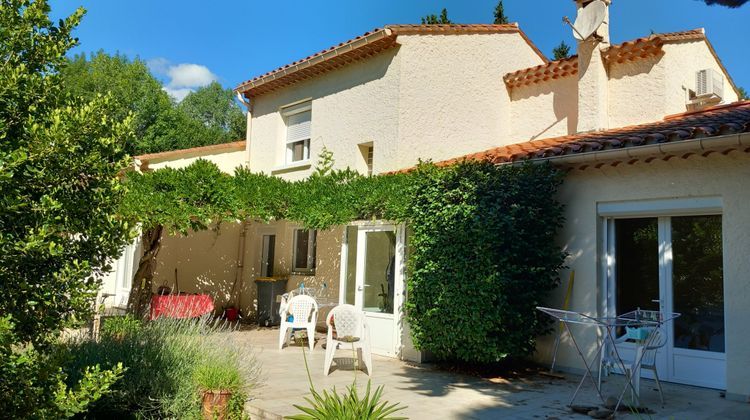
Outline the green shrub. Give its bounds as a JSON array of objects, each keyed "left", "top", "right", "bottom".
[
  {"left": 61, "top": 316, "right": 258, "bottom": 418},
  {"left": 0, "top": 316, "right": 123, "bottom": 418},
  {"left": 404, "top": 161, "right": 566, "bottom": 362},
  {"left": 288, "top": 380, "right": 406, "bottom": 420},
  {"left": 100, "top": 315, "right": 142, "bottom": 340}
]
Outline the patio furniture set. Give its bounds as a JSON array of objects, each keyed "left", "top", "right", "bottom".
[
  {"left": 538, "top": 307, "right": 680, "bottom": 415},
  {"left": 278, "top": 288, "right": 373, "bottom": 376}
]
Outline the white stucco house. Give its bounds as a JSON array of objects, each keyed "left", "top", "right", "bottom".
[{"left": 103, "top": 0, "right": 750, "bottom": 402}]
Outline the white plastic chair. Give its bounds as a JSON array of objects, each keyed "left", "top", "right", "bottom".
[
  {"left": 598, "top": 328, "right": 667, "bottom": 403},
  {"left": 629, "top": 328, "right": 667, "bottom": 403},
  {"left": 278, "top": 295, "right": 318, "bottom": 351},
  {"left": 323, "top": 304, "right": 372, "bottom": 376}
]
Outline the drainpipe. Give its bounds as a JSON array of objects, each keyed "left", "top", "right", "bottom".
[
  {"left": 236, "top": 92, "right": 252, "bottom": 168},
  {"left": 231, "top": 220, "right": 249, "bottom": 311}
]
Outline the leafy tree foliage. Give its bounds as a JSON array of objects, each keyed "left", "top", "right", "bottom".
[
  {"left": 552, "top": 41, "right": 572, "bottom": 60},
  {"left": 0, "top": 0, "right": 131, "bottom": 415},
  {"left": 421, "top": 8, "right": 452, "bottom": 24},
  {"left": 493, "top": 0, "right": 509, "bottom": 24},
  {"left": 61, "top": 52, "right": 246, "bottom": 155},
  {"left": 702, "top": 0, "right": 748, "bottom": 7},
  {"left": 179, "top": 81, "right": 246, "bottom": 141},
  {"left": 61, "top": 51, "right": 173, "bottom": 154},
  {"left": 738, "top": 87, "right": 748, "bottom": 100}
]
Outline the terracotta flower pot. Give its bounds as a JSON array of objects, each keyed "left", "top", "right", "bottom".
[{"left": 201, "top": 389, "right": 232, "bottom": 420}]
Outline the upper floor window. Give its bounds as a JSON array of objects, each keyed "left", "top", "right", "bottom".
[{"left": 283, "top": 102, "right": 311, "bottom": 164}]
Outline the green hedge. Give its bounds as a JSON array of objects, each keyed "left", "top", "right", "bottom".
[{"left": 404, "top": 161, "right": 566, "bottom": 362}]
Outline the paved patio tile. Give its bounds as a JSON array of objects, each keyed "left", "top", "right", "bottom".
[{"left": 231, "top": 328, "right": 750, "bottom": 419}]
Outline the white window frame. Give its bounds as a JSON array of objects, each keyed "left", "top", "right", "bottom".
[
  {"left": 282, "top": 102, "right": 312, "bottom": 164},
  {"left": 292, "top": 228, "right": 316, "bottom": 274}
]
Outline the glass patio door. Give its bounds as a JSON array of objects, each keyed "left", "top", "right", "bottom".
[
  {"left": 606, "top": 214, "right": 725, "bottom": 389},
  {"left": 340, "top": 224, "right": 405, "bottom": 357}
]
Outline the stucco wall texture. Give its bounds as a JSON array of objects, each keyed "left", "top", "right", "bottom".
[
  {"left": 247, "top": 32, "right": 545, "bottom": 179},
  {"left": 536, "top": 152, "right": 750, "bottom": 400}
]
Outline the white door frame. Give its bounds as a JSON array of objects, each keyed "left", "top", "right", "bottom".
[
  {"left": 599, "top": 197, "right": 726, "bottom": 389},
  {"left": 338, "top": 222, "right": 405, "bottom": 357}
]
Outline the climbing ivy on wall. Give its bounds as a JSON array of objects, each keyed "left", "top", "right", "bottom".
[
  {"left": 403, "top": 161, "right": 566, "bottom": 362},
  {"left": 119, "top": 158, "right": 566, "bottom": 362}
]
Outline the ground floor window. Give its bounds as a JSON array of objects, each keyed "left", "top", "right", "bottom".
[
  {"left": 605, "top": 205, "right": 726, "bottom": 389},
  {"left": 292, "top": 229, "right": 316, "bottom": 274}
]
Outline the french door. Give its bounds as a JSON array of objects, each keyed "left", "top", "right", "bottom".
[
  {"left": 604, "top": 211, "right": 726, "bottom": 389},
  {"left": 340, "top": 224, "right": 405, "bottom": 357}
]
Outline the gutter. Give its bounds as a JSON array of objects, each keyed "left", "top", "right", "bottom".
[{"left": 525, "top": 132, "right": 750, "bottom": 167}]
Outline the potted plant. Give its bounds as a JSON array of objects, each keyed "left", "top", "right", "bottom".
[{"left": 194, "top": 356, "right": 244, "bottom": 420}]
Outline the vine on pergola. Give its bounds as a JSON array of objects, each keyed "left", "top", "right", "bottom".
[
  {"left": 119, "top": 156, "right": 411, "bottom": 316},
  {"left": 118, "top": 155, "right": 566, "bottom": 364}
]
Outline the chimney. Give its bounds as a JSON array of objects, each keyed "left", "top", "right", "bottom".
[{"left": 576, "top": 0, "right": 611, "bottom": 133}]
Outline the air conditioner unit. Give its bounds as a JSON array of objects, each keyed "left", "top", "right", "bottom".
[{"left": 695, "top": 68, "right": 723, "bottom": 100}]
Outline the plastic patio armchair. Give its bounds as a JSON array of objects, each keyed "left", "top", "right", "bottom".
[
  {"left": 323, "top": 304, "right": 373, "bottom": 376},
  {"left": 278, "top": 294, "right": 318, "bottom": 351}
]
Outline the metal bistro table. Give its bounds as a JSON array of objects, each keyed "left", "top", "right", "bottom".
[{"left": 537, "top": 307, "right": 679, "bottom": 413}]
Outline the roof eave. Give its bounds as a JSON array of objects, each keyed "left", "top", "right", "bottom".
[{"left": 521, "top": 132, "right": 750, "bottom": 169}]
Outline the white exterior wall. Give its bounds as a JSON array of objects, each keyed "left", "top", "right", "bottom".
[
  {"left": 662, "top": 40, "right": 739, "bottom": 116},
  {"left": 247, "top": 32, "right": 545, "bottom": 177},
  {"left": 248, "top": 49, "right": 401, "bottom": 181},
  {"left": 394, "top": 33, "right": 544, "bottom": 166},
  {"left": 509, "top": 76, "right": 578, "bottom": 141},
  {"left": 147, "top": 149, "right": 246, "bottom": 174},
  {"left": 607, "top": 54, "right": 667, "bottom": 129},
  {"left": 535, "top": 152, "right": 750, "bottom": 400}
]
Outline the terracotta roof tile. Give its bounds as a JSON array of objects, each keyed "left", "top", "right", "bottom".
[
  {"left": 505, "top": 29, "right": 706, "bottom": 89},
  {"left": 429, "top": 101, "right": 750, "bottom": 167}
]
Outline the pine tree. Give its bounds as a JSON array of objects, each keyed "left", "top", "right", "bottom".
[
  {"left": 421, "top": 8, "right": 452, "bottom": 24},
  {"left": 494, "top": 0, "right": 509, "bottom": 24},
  {"left": 552, "top": 41, "right": 572, "bottom": 60}
]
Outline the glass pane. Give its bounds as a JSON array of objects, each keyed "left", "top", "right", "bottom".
[
  {"left": 615, "top": 218, "right": 659, "bottom": 316},
  {"left": 294, "top": 230, "right": 309, "bottom": 270},
  {"left": 363, "top": 231, "right": 396, "bottom": 314},
  {"left": 290, "top": 141, "right": 305, "bottom": 162},
  {"left": 344, "top": 226, "right": 358, "bottom": 305},
  {"left": 261, "top": 235, "right": 275, "bottom": 277},
  {"left": 672, "top": 215, "right": 724, "bottom": 352}
]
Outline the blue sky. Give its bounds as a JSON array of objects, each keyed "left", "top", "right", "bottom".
[{"left": 50, "top": 0, "right": 749, "bottom": 99}]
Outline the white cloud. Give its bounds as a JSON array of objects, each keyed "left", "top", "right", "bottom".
[
  {"left": 162, "top": 86, "right": 193, "bottom": 103},
  {"left": 167, "top": 63, "right": 217, "bottom": 89},
  {"left": 147, "top": 58, "right": 219, "bottom": 102},
  {"left": 146, "top": 57, "right": 170, "bottom": 76}
]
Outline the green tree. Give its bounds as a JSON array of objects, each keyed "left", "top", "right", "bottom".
[
  {"left": 738, "top": 87, "right": 748, "bottom": 100},
  {"left": 0, "top": 0, "right": 130, "bottom": 415},
  {"left": 61, "top": 51, "right": 174, "bottom": 155},
  {"left": 61, "top": 53, "right": 244, "bottom": 155},
  {"left": 552, "top": 41, "right": 572, "bottom": 60},
  {"left": 178, "top": 81, "right": 246, "bottom": 142},
  {"left": 493, "top": 0, "right": 509, "bottom": 24},
  {"left": 421, "top": 8, "right": 452, "bottom": 24}
]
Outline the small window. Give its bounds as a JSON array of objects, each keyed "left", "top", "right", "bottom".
[
  {"left": 366, "top": 145, "right": 374, "bottom": 176},
  {"left": 283, "top": 104, "right": 311, "bottom": 164},
  {"left": 293, "top": 229, "right": 316, "bottom": 274}
]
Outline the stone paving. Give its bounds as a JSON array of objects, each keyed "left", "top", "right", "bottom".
[{"left": 232, "top": 328, "right": 749, "bottom": 419}]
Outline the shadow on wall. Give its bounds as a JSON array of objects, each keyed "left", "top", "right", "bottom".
[
  {"left": 511, "top": 77, "right": 578, "bottom": 141},
  {"left": 152, "top": 223, "right": 243, "bottom": 315}
]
